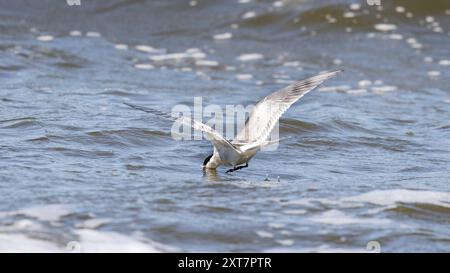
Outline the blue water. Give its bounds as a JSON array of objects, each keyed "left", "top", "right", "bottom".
[{"left": 0, "top": 0, "right": 449, "bottom": 252}]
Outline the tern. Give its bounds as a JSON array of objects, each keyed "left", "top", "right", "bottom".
[{"left": 125, "top": 70, "right": 341, "bottom": 173}]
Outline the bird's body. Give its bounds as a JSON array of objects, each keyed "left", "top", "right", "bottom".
[
  {"left": 204, "top": 145, "right": 258, "bottom": 169},
  {"left": 125, "top": 70, "right": 341, "bottom": 173}
]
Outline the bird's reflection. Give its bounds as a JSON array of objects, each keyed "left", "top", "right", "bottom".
[{"left": 202, "top": 167, "right": 221, "bottom": 182}]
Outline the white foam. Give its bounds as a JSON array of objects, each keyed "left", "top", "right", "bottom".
[
  {"left": 236, "top": 74, "right": 253, "bottom": 80},
  {"left": 195, "top": 60, "right": 219, "bottom": 67},
  {"left": 0, "top": 219, "right": 42, "bottom": 233},
  {"left": 135, "top": 45, "right": 158, "bottom": 53},
  {"left": 282, "top": 209, "right": 306, "bottom": 215},
  {"left": 114, "top": 44, "right": 128, "bottom": 50},
  {"left": 350, "top": 3, "right": 361, "bottom": 11},
  {"left": 276, "top": 239, "right": 294, "bottom": 246},
  {"left": 389, "top": 34, "right": 403, "bottom": 40},
  {"left": 346, "top": 89, "right": 367, "bottom": 95},
  {"left": 134, "top": 63, "right": 154, "bottom": 70},
  {"left": 395, "top": 6, "right": 405, "bottom": 13},
  {"left": 373, "top": 80, "right": 383, "bottom": 85},
  {"left": 242, "top": 11, "right": 256, "bottom": 19},
  {"left": 279, "top": 230, "right": 292, "bottom": 236},
  {"left": 283, "top": 61, "right": 300, "bottom": 67},
  {"left": 341, "top": 189, "right": 450, "bottom": 208},
  {"left": 213, "top": 32, "right": 233, "bottom": 40},
  {"left": 343, "top": 12, "right": 355, "bottom": 18},
  {"left": 425, "top": 16, "right": 435, "bottom": 23},
  {"left": 184, "top": 48, "right": 198, "bottom": 53},
  {"left": 371, "top": 85, "right": 397, "bottom": 94},
  {"left": 406, "top": 38, "right": 417, "bottom": 44},
  {"left": 268, "top": 222, "right": 285, "bottom": 229},
  {"left": 256, "top": 230, "right": 274, "bottom": 238},
  {"left": 333, "top": 58, "right": 343, "bottom": 65},
  {"left": 428, "top": 70, "right": 441, "bottom": 77},
  {"left": 69, "top": 30, "right": 82, "bottom": 36},
  {"left": 275, "top": 79, "right": 294, "bottom": 85},
  {"left": 273, "top": 1, "right": 284, "bottom": 8},
  {"left": 237, "top": 53, "right": 264, "bottom": 62},
  {"left": 75, "top": 229, "right": 160, "bottom": 253},
  {"left": 150, "top": 51, "right": 206, "bottom": 61},
  {"left": 410, "top": 43, "right": 423, "bottom": 49},
  {"left": 438, "top": 60, "right": 450, "bottom": 66},
  {"left": 14, "top": 205, "right": 71, "bottom": 222},
  {"left": 358, "top": 80, "right": 372, "bottom": 87},
  {"left": 326, "top": 14, "right": 337, "bottom": 24},
  {"left": 309, "top": 209, "right": 391, "bottom": 226},
  {"left": 75, "top": 219, "right": 110, "bottom": 229},
  {"left": 424, "top": 56, "right": 433, "bottom": 63},
  {"left": 0, "top": 205, "right": 170, "bottom": 253},
  {"left": 86, "top": 31, "right": 101, "bottom": 37},
  {"left": 265, "top": 244, "right": 366, "bottom": 253},
  {"left": 318, "top": 85, "right": 351, "bottom": 92},
  {"left": 191, "top": 52, "right": 207, "bottom": 59},
  {"left": 374, "top": 24, "right": 397, "bottom": 32},
  {"left": 0, "top": 234, "right": 62, "bottom": 253},
  {"left": 36, "top": 35, "right": 54, "bottom": 42},
  {"left": 0, "top": 229, "right": 162, "bottom": 253}
]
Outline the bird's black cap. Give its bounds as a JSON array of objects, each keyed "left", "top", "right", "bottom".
[{"left": 203, "top": 153, "right": 213, "bottom": 166}]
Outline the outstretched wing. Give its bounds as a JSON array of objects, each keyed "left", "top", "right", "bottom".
[
  {"left": 234, "top": 70, "right": 342, "bottom": 148},
  {"left": 123, "top": 102, "right": 242, "bottom": 157}
]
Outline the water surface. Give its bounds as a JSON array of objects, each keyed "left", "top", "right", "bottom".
[{"left": 0, "top": 0, "right": 449, "bottom": 252}]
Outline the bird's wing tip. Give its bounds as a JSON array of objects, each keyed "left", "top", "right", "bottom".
[
  {"left": 319, "top": 69, "right": 343, "bottom": 79},
  {"left": 329, "top": 69, "right": 344, "bottom": 75}
]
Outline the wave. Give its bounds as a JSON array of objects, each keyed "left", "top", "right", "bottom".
[
  {"left": 280, "top": 118, "right": 328, "bottom": 134},
  {"left": 86, "top": 128, "right": 172, "bottom": 147},
  {"left": 0, "top": 117, "right": 40, "bottom": 129},
  {"left": 341, "top": 189, "right": 450, "bottom": 209},
  {"left": 0, "top": 204, "right": 173, "bottom": 253},
  {"left": 286, "top": 189, "right": 450, "bottom": 221}
]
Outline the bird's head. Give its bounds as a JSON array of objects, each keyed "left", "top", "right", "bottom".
[{"left": 203, "top": 153, "right": 213, "bottom": 167}]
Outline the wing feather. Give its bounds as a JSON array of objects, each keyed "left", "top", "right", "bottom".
[
  {"left": 123, "top": 103, "right": 241, "bottom": 156},
  {"left": 235, "top": 70, "right": 342, "bottom": 147}
]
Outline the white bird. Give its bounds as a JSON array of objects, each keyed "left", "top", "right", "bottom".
[{"left": 125, "top": 70, "right": 341, "bottom": 173}]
